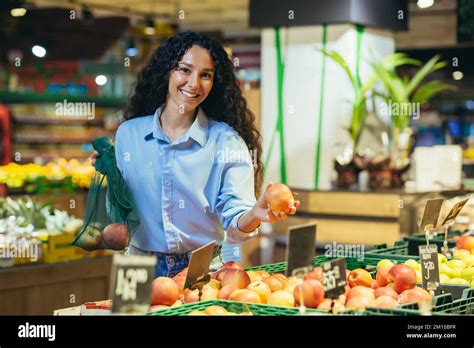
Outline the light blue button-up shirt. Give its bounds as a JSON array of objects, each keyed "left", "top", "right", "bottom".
[{"left": 114, "top": 105, "right": 257, "bottom": 253}]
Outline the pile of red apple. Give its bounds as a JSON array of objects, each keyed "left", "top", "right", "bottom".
[
  {"left": 149, "top": 260, "right": 432, "bottom": 314},
  {"left": 342, "top": 261, "right": 432, "bottom": 311}
]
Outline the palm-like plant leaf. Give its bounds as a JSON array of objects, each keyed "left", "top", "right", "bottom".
[
  {"left": 412, "top": 80, "right": 456, "bottom": 104},
  {"left": 406, "top": 54, "right": 445, "bottom": 95},
  {"left": 321, "top": 49, "right": 355, "bottom": 90}
]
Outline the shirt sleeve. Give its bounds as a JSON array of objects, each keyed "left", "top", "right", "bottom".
[{"left": 214, "top": 130, "right": 258, "bottom": 244}]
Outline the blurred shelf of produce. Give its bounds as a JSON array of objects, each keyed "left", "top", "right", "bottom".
[
  {"left": 0, "top": 196, "right": 111, "bottom": 268},
  {"left": 0, "top": 158, "right": 94, "bottom": 192}
]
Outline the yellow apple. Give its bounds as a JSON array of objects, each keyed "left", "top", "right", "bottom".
[
  {"left": 450, "top": 267, "right": 463, "bottom": 278},
  {"left": 247, "top": 281, "right": 272, "bottom": 304},
  {"left": 439, "top": 274, "right": 451, "bottom": 283},
  {"left": 448, "top": 278, "right": 469, "bottom": 285},
  {"left": 453, "top": 249, "right": 471, "bottom": 261},
  {"left": 377, "top": 259, "right": 394, "bottom": 271},
  {"left": 460, "top": 267, "right": 474, "bottom": 282},
  {"left": 438, "top": 253, "right": 448, "bottom": 264},
  {"left": 447, "top": 260, "right": 466, "bottom": 269},
  {"left": 439, "top": 263, "right": 452, "bottom": 276},
  {"left": 404, "top": 259, "right": 420, "bottom": 271},
  {"left": 415, "top": 270, "right": 422, "bottom": 283},
  {"left": 462, "top": 255, "right": 474, "bottom": 267}
]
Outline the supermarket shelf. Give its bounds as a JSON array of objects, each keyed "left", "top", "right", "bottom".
[
  {"left": 13, "top": 135, "right": 97, "bottom": 144},
  {"left": 15, "top": 153, "right": 91, "bottom": 162},
  {"left": 13, "top": 116, "right": 104, "bottom": 126},
  {"left": 0, "top": 90, "right": 126, "bottom": 108}
]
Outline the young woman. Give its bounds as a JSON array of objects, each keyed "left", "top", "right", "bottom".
[{"left": 93, "top": 31, "right": 299, "bottom": 277}]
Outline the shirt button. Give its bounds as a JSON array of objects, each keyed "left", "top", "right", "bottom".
[{"left": 168, "top": 258, "right": 174, "bottom": 264}]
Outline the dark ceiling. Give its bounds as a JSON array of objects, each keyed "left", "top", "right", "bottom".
[{"left": 0, "top": 5, "right": 130, "bottom": 63}]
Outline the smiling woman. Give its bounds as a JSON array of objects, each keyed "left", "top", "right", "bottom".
[{"left": 92, "top": 31, "right": 299, "bottom": 277}]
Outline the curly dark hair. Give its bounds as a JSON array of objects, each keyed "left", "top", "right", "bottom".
[{"left": 124, "top": 31, "right": 263, "bottom": 195}]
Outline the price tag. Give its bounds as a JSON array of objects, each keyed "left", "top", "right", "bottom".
[
  {"left": 440, "top": 198, "right": 468, "bottom": 226},
  {"left": 184, "top": 241, "right": 215, "bottom": 289},
  {"left": 418, "top": 244, "right": 440, "bottom": 294},
  {"left": 322, "top": 258, "right": 347, "bottom": 299},
  {"left": 419, "top": 198, "right": 444, "bottom": 232},
  {"left": 285, "top": 223, "right": 316, "bottom": 277},
  {"left": 109, "top": 254, "right": 157, "bottom": 314}
]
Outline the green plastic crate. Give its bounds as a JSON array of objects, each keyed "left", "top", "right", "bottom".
[
  {"left": 366, "top": 241, "right": 419, "bottom": 260},
  {"left": 404, "top": 231, "right": 463, "bottom": 256},
  {"left": 360, "top": 288, "right": 473, "bottom": 316},
  {"left": 148, "top": 299, "right": 325, "bottom": 316},
  {"left": 432, "top": 288, "right": 474, "bottom": 315},
  {"left": 244, "top": 255, "right": 408, "bottom": 276}
]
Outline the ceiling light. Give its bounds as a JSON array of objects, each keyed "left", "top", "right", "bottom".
[
  {"left": 95, "top": 75, "right": 107, "bottom": 86},
  {"left": 452, "top": 71, "right": 463, "bottom": 81},
  {"left": 417, "top": 0, "right": 434, "bottom": 9},
  {"left": 144, "top": 18, "right": 156, "bottom": 36},
  {"left": 32, "top": 45, "right": 46, "bottom": 58},
  {"left": 11, "top": 8, "right": 27, "bottom": 17}
]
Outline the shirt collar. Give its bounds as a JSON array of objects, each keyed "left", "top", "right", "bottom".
[{"left": 145, "top": 105, "right": 209, "bottom": 147}]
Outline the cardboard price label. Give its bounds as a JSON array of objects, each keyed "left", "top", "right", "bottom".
[
  {"left": 285, "top": 223, "right": 316, "bottom": 277},
  {"left": 419, "top": 198, "right": 444, "bottom": 232},
  {"left": 184, "top": 241, "right": 215, "bottom": 290},
  {"left": 322, "top": 258, "right": 347, "bottom": 299},
  {"left": 109, "top": 254, "right": 157, "bottom": 314},
  {"left": 440, "top": 198, "right": 469, "bottom": 226},
  {"left": 418, "top": 244, "right": 440, "bottom": 294}
]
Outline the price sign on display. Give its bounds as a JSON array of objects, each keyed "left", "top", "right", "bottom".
[
  {"left": 418, "top": 244, "right": 440, "bottom": 294},
  {"left": 184, "top": 241, "right": 215, "bottom": 290},
  {"left": 285, "top": 223, "right": 316, "bottom": 277},
  {"left": 440, "top": 198, "right": 469, "bottom": 226},
  {"left": 109, "top": 254, "right": 157, "bottom": 314},
  {"left": 322, "top": 258, "right": 347, "bottom": 299},
  {"left": 419, "top": 198, "right": 444, "bottom": 232}
]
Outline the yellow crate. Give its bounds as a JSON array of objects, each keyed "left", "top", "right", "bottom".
[
  {"left": 75, "top": 247, "right": 113, "bottom": 259},
  {"left": 37, "top": 232, "right": 115, "bottom": 263},
  {"left": 38, "top": 232, "right": 83, "bottom": 263}
]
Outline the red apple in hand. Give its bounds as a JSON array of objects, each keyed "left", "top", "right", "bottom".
[
  {"left": 347, "top": 269, "right": 373, "bottom": 288},
  {"left": 265, "top": 183, "right": 295, "bottom": 214},
  {"left": 387, "top": 265, "right": 417, "bottom": 294}
]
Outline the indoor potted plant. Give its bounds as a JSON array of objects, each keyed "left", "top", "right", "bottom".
[{"left": 371, "top": 54, "right": 455, "bottom": 188}]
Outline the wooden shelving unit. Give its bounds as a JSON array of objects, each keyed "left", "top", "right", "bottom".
[{"left": 1, "top": 91, "right": 124, "bottom": 162}]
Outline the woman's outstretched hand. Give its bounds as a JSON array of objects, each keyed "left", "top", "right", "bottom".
[{"left": 251, "top": 182, "right": 300, "bottom": 223}]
